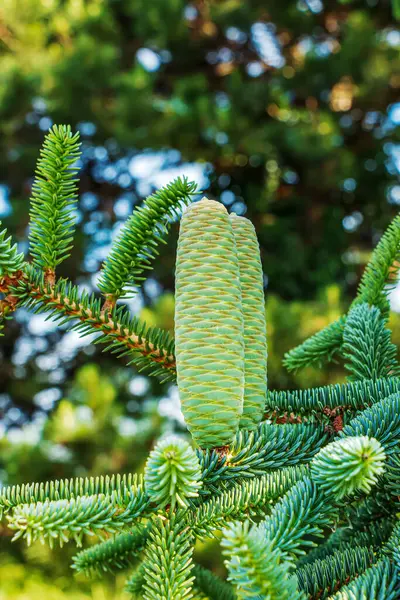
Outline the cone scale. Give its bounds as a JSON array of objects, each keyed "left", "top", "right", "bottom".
[{"left": 175, "top": 198, "right": 244, "bottom": 448}]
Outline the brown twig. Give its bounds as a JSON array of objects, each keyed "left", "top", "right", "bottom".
[
  {"left": 44, "top": 268, "right": 56, "bottom": 287},
  {"left": 102, "top": 293, "right": 117, "bottom": 314}
]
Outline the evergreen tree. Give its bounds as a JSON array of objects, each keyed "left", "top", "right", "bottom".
[
  {"left": 1, "top": 0, "right": 399, "bottom": 414},
  {"left": 2, "top": 126, "right": 400, "bottom": 598}
]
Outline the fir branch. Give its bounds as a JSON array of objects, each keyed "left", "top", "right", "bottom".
[
  {"left": 346, "top": 491, "right": 394, "bottom": 533},
  {"left": 98, "top": 177, "right": 197, "bottom": 300},
  {"left": 189, "top": 465, "right": 309, "bottom": 539},
  {"left": 142, "top": 514, "right": 195, "bottom": 600},
  {"left": 340, "top": 393, "right": 400, "bottom": 454},
  {"left": 342, "top": 304, "right": 399, "bottom": 381},
  {"left": 0, "top": 222, "right": 24, "bottom": 277},
  {"left": 385, "top": 522, "right": 400, "bottom": 570},
  {"left": 222, "top": 520, "right": 304, "bottom": 600},
  {"left": 310, "top": 436, "right": 385, "bottom": 500},
  {"left": 144, "top": 436, "right": 202, "bottom": 511},
  {"left": 256, "top": 436, "right": 384, "bottom": 562},
  {"left": 125, "top": 563, "right": 146, "bottom": 597},
  {"left": 198, "top": 423, "right": 328, "bottom": 495},
  {"left": 7, "top": 482, "right": 150, "bottom": 547},
  {"left": 266, "top": 377, "right": 400, "bottom": 420},
  {"left": 296, "top": 546, "right": 376, "bottom": 599},
  {"left": 29, "top": 125, "right": 81, "bottom": 275},
  {"left": 283, "top": 317, "right": 346, "bottom": 372},
  {"left": 354, "top": 214, "right": 400, "bottom": 318},
  {"left": 0, "top": 472, "right": 143, "bottom": 516},
  {"left": 297, "top": 518, "right": 395, "bottom": 567},
  {"left": 260, "top": 477, "right": 337, "bottom": 560},
  {"left": 12, "top": 268, "right": 176, "bottom": 381},
  {"left": 0, "top": 223, "right": 26, "bottom": 334},
  {"left": 284, "top": 214, "right": 400, "bottom": 374},
  {"left": 72, "top": 525, "right": 149, "bottom": 576},
  {"left": 384, "top": 452, "right": 400, "bottom": 502},
  {"left": 328, "top": 558, "right": 399, "bottom": 600},
  {"left": 192, "top": 565, "right": 236, "bottom": 600},
  {"left": 332, "top": 518, "right": 394, "bottom": 552}
]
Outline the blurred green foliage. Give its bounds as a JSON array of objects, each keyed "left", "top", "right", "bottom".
[
  {"left": 0, "top": 0, "right": 399, "bottom": 596},
  {"left": 0, "top": 0, "right": 399, "bottom": 298}
]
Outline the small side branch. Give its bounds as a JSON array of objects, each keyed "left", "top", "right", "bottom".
[
  {"left": 4, "top": 269, "right": 177, "bottom": 379},
  {"left": 28, "top": 284, "right": 176, "bottom": 374}
]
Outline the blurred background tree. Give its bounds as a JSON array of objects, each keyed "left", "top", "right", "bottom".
[{"left": 0, "top": 0, "right": 399, "bottom": 597}]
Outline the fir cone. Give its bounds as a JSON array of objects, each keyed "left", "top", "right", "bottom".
[
  {"left": 175, "top": 198, "right": 244, "bottom": 448},
  {"left": 230, "top": 214, "right": 267, "bottom": 429}
]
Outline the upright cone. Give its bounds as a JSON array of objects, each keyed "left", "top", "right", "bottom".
[
  {"left": 175, "top": 198, "right": 244, "bottom": 448},
  {"left": 230, "top": 214, "right": 267, "bottom": 429}
]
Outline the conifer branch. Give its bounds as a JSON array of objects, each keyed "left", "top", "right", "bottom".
[
  {"left": 333, "top": 518, "right": 394, "bottom": 552},
  {"left": 384, "top": 452, "right": 400, "bottom": 502},
  {"left": 284, "top": 213, "right": 400, "bottom": 373},
  {"left": 192, "top": 565, "right": 236, "bottom": 600},
  {"left": 354, "top": 214, "right": 400, "bottom": 317},
  {"left": 296, "top": 546, "right": 376, "bottom": 599},
  {"left": 247, "top": 436, "right": 385, "bottom": 564},
  {"left": 260, "top": 477, "right": 337, "bottom": 560},
  {"left": 311, "top": 436, "right": 385, "bottom": 499},
  {"left": 98, "top": 177, "right": 197, "bottom": 300},
  {"left": 298, "top": 518, "right": 394, "bottom": 567},
  {"left": 189, "top": 465, "right": 309, "bottom": 539},
  {"left": 0, "top": 222, "right": 26, "bottom": 334},
  {"left": 346, "top": 490, "right": 394, "bottom": 532},
  {"left": 342, "top": 303, "right": 399, "bottom": 381},
  {"left": 6, "top": 478, "right": 150, "bottom": 547},
  {"left": 3, "top": 125, "right": 400, "bottom": 595},
  {"left": 283, "top": 317, "right": 346, "bottom": 372},
  {"left": 385, "top": 522, "right": 400, "bottom": 571},
  {"left": 11, "top": 267, "right": 176, "bottom": 380},
  {"left": 0, "top": 222, "right": 25, "bottom": 277},
  {"left": 198, "top": 423, "right": 328, "bottom": 494},
  {"left": 142, "top": 514, "right": 195, "bottom": 600},
  {"left": 125, "top": 563, "right": 147, "bottom": 597},
  {"left": 0, "top": 472, "right": 143, "bottom": 517},
  {"left": 144, "top": 436, "right": 202, "bottom": 511},
  {"left": 222, "top": 520, "right": 303, "bottom": 599},
  {"left": 28, "top": 125, "right": 81, "bottom": 277},
  {"left": 0, "top": 128, "right": 201, "bottom": 381},
  {"left": 72, "top": 525, "right": 149, "bottom": 576},
  {"left": 327, "top": 558, "right": 399, "bottom": 599},
  {"left": 341, "top": 392, "right": 400, "bottom": 454},
  {"left": 266, "top": 377, "right": 400, "bottom": 420}
]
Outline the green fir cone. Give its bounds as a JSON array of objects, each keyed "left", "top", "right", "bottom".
[
  {"left": 175, "top": 198, "right": 244, "bottom": 448},
  {"left": 230, "top": 214, "right": 267, "bottom": 429},
  {"left": 144, "top": 436, "right": 202, "bottom": 510},
  {"left": 311, "top": 436, "right": 386, "bottom": 500}
]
